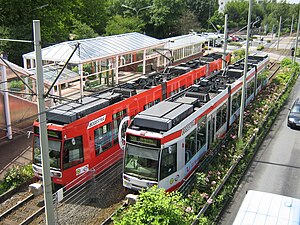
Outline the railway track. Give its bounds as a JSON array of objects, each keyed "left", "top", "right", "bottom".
[{"left": 0, "top": 191, "right": 44, "bottom": 225}]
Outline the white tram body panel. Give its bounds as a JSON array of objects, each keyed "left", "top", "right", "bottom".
[{"left": 122, "top": 54, "right": 269, "bottom": 191}]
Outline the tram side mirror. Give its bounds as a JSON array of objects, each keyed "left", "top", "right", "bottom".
[
  {"left": 118, "top": 116, "right": 130, "bottom": 150},
  {"left": 27, "top": 131, "right": 33, "bottom": 139}
]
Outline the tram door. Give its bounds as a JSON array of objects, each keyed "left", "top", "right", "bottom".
[{"left": 207, "top": 115, "right": 216, "bottom": 150}]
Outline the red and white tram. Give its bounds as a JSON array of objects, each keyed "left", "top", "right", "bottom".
[
  {"left": 32, "top": 53, "right": 231, "bottom": 190},
  {"left": 122, "top": 54, "right": 269, "bottom": 192}
]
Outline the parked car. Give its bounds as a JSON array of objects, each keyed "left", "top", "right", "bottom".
[
  {"left": 287, "top": 98, "right": 300, "bottom": 128},
  {"left": 230, "top": 36, "right": 239, "bottom": 42}
]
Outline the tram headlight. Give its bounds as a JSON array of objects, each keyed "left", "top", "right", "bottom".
[
  {"left": 146, "top": 182, "right": 156, "bottom": 187},
  {"left": 123, "top": 175, "right": 131, "bottom": 182},
  {"left": 50, "top": 171, "right": 62, "bottom": 178}
]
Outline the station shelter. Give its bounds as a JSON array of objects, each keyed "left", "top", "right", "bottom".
[
  {"left": 23, "top": 32, "right": 165, "bottom": 97},
  {"left": 22, "top": 32, "right": 209, "bottom": 100},
  {"left": 162, "top": 33, "right": 206, "bottom": 63}
]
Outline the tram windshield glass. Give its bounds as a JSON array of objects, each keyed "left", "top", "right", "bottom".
[
  {"left": 124, "top": 143, "right": 159, "bottom": 181},
  {"left": 33, "top": 136, "right": 62, "bottom": 169}
]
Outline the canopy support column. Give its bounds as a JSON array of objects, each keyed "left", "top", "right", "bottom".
[
  {"left": 78, "top": 64, "right": 83, "bottom": 99},
  {"left": 143, "top": 49, "right": 146, "bottom": 74},
  {"left": 115, "top": 55, "right": 119, "bottom": 85}
]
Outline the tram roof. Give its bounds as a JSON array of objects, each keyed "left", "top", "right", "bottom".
[{"left": 23, "top": 32, "right": 164, "bottom": 64}]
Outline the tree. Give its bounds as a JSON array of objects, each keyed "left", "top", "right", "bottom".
[
  {"left": 149, "top": 0, "right": 186, "bottom": 37},
  {"left": 0, "top": 26, "right": 10, "bottom": 53},
  {"left": 71, "top": 0, "right": 109, "bottom": 35},
  {"left": 69, "top": 19, "right": 99, "bottom": 40},
  {"left": 177, "top": 10, "right": 201, "bottom": 34},
  {"left": 105, "top": 15, "right": 145, "bottom": 35},
  {"left": 186, "top": 0, "right": 219, "bottom": 29}
]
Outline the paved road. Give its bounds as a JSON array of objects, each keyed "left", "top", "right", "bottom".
[{"left": 219, "top": 73, "right": 300, "bottom": 224}]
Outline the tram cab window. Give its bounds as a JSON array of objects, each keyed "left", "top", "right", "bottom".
[
  {"left": 94, "top": 123, "right": 113, "bottom": 155},
  {"left": 63, "top": 136, "right": 84, "bottom": 170},
  {"left": 185, "top": 129, "right": 197, "bottom": 163},
  {"left": 160, "top": 144, "right": 177, "bottom": 180}
]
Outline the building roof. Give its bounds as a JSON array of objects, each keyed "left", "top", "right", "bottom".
[
  {"left": 0, "top": 59, "right": 33, "bottom": 80},
  {"left": 23, "top": 32, "right": 164, "bottom": 64},
  {"left": 162, "top": 33, "right": 206, "bottom": 50},
  {"left": 28, "top": 64, "right": 80, "bottom": 86}
]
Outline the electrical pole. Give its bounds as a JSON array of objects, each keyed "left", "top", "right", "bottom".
[
  {"left": 290, "top": 15, "right": 294, "bottom": 36},
  {"left": 223, "top": 14, "right": 228, "bottom": 69},
  {"left": 1, "top": 64, "right": 13, "bottom": 139},
  {"left": 33, "top": 20, "right": 55, "bottom": 225},
  {"left": 293, "top": 11, "right": 300, "bottom": 64},
  {"left": 238, "top": 0, "right": 252, "bottom": 138},
  {"left": 277, "top": 16, "right": 282, "bottom": 50}
]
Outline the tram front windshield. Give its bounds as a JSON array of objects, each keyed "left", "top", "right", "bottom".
[
  {"left": 33, "top": 136, "right": 61, "bottom": 169},
  {"left": 124, "top": 143, "right": 159, "bottom": 181}
]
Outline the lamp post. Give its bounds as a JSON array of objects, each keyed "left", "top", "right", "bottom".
[
  {"left": 121, "top": 4, "right": 153, "bottom": 17},
  {"left": 238, "top": 0, "right": 252, "bottom": 139}
]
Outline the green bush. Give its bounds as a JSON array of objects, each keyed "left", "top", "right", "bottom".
[
  {"left": 257, "top": 45, "right": 264, "bottom": 51},
  {"left": 113, "top": 186, "right": 194, "bottom": 225},
  {"left": 9, "top": 80, "right": 24, "bottom": 90},
  {"left": 281, "top": 58, "right": 293, "bottom": 67},
  {"left": 228, "top": 42, "right": 242, "bottom": 47},
  {"left": 1, "top": 164, "right": 34, "bottom": 192}
]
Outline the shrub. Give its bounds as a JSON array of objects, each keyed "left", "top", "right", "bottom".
[
  {"left": 9, "top": 80, "right": 24, "bottom": 90},
  {"left": 281, "top": 58, "right": 293, "bottom": 67},
  {"left": 113, "top": 186, "right": 194, "bottom": 225},
  {"left": 228, "top": 42, "right": 242, "bottom": 47},
  {"left": 257, "top": 45, "right": 264, "bottom": 51},
  {"left": 3, "top": 164, "right": 34, "bottom": 190}
]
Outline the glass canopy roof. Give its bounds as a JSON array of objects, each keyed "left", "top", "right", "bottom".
[
  {"left": 29, "top": 64, "right": 79, "bottom": 86},
  {"left": 23, "top": 32, "right": 164, "bottom": 64},
  {"left": 162, "top": 33, "right": 206, "bottom": 49}
]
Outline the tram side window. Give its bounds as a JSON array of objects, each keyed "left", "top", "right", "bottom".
[
  {"left": 154, "top": 98, "right": 160, "bottom": 105},
  {"left": 197, "top": 116, "right": 207, "bottom": 150},
  {"left": 94, "top": 123, "right": 113, "bottom": 156},
  {"left": 160, "top": 144, "right": 177, "bottom": 180},
  {"left": 246, "top": 79, "right": 255, "bottom": 99},
  {"left": 185, "top": 129, "right": 197, "bottom": 163},
  {"left": 216, "top": 102, "right": 228, "bottom": 131},
  {"left": 63, "top": 136, "right": 84, "bottom": 170},
  {"left": 221, "top": 102, "right": 228, "bottom": 125},
  {"left": 231, "top": 90, "right": 242, "bottom": 115},
  {"left": 216, "top": 107, "right": 222, "bottom": 131}
]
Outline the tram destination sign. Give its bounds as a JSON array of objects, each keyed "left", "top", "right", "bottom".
[{"left": 127, "top": 135, "right": 160, "bottom": 148}]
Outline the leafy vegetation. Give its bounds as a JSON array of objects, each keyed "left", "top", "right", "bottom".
[
  {"left": 257, "top": 45, "right": 264, "bottom": 51},
  {"left": 0, "top": 164, "right": 34, "bottom": 195},
  {"left": 113, "top": 186, "right": 195, "bottom": 225}
]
